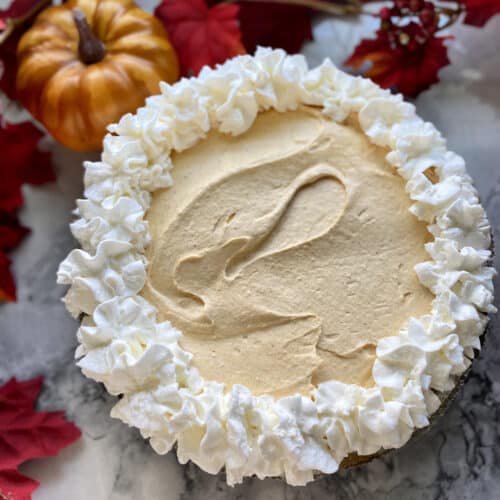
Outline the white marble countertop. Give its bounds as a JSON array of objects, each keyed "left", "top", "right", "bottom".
[{"left": 1, "top": 12, "right": 500, "bottom": 500}]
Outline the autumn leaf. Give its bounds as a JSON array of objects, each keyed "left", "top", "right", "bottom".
[
  {"left": 0, "top": 0, "right": 47, "bottom": 22},
  {"left": 214, "top": 1, "right": 313, "bottom": 54},
  {"left": 0, "top": 377, "right": 43, "bottom": 409},
  {"left": 0, "top": 117, "right": 53, "bottom": 301},
  {"left": 0, "top": 213, "right": 28, "bottom": 301},
  {"left": 345, "top": 26, "right": 451, "bottom": 98},
  {"left": 0, "top": 32, "right": 51, "bottom": 300},
  {"left": 0, "top": 27, "right": 20, "bottom": 101},
  {"left": 0, "top": 251, "right": 16, "bottom": 301},
  {"left": 462, "top": 0, "right": 500, "bottom": 26},
  {"left": 1, "top": 0, "right": 52, "bottom": 100},
  {"left": 0, "top": 213, "right": 29, "bottom": 252},
  {"left": 0, "top": 120, "right": 54, "bottom": 213},
  {"left": 155, "top": 0, "right": 245, "bottom": 76},
  {"left": 205, "top": 0, "right": 312, "bottom": 54},
  {"left": 0, "top": 469, "right": 38, "bottom": 500},
  {"left": 0, "top": 377, "right": 81, "bottom": 500}
]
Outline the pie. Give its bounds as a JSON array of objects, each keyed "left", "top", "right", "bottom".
[{"left": 58, "top": 48, "right": 495, "bottom": 485}]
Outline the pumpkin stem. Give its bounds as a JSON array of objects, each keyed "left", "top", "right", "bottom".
[{"left": 72, "top": 8, "right": 106, "bottom": 65}]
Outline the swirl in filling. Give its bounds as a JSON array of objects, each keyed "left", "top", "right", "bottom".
[{"left": 142, "top": 107, "right": 433, "bottom": 397}]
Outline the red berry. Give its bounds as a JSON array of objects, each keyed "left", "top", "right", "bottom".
[
  {"left": 381, "top": 19, "right": 392, "bottom": 31},
  {"left": 387, "top": 31, "right": 397, "bottom": 48},
  {"left": 379, "top": 6, "right": 392, "bottom": 20},
  {"left": 408, "top": 39, "right": 418, "bottom": 52},
  {"left": 396, "top": 0, "right": 409, "bottom": 10},
  {"left": 409, "top": 0, "right": 424, "bottom": 12},
  {"left": 398, "top": 31, "right": 411, "bottom": 46},
  {"left": 419, "top": 8, "right": 436, "bottom": 27}
]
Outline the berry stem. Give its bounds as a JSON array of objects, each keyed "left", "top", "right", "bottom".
[{"left": 436, "top": 4, "right": 464, "bottom": 32}]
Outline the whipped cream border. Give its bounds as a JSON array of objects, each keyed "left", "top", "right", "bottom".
[{"left": 57, "top": 48, "right": 496, "bottom": 485}]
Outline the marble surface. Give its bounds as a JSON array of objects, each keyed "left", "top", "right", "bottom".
[{"left": 1, "top": 13, "right": 500, "bottom": 500}]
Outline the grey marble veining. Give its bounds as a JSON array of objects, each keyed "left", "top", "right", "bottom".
[{"left": 1, "top": 14, "right": 500, "bottom": 500}]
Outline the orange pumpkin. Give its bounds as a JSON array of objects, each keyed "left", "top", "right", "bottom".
[{"left": 16, "top": 0, "right": 179, "bottom": 151}]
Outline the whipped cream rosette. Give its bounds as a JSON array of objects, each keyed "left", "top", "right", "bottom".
[{"left": 58, "top": 48, "right": 495, "bottom": 485}]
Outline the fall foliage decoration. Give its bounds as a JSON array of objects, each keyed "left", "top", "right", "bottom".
[
  {"left": 0, "top": 0, "right": 498, "bottom": 495},
  {"left": 0, "top": 117, "right": 54, "bottom": 302},
  {"left": 462, "top": 0, "right": 500, "bottom": 26},
  {"left": 345, "top": 0, "right": 500, "bottom": 96},
  {"left": 0, "top": 376, "right": 81, "bottom": 499},
  {"left": 236, "top": 1, "right": 313, "bottom": 55},
  {"left": 345, "top": 0, "right": 453, "bottom": 97},
  {"left": 0, "top": 0, "right": 499, "bottom": 300},
  {"left": 16, "top": 0, "right": 179, "bottom": 151},
  {"left": 0, "top": 0, "right": 51, "bottom": 101},
  {"left": 153, "top": 0, "right": 500, "bottom": 95},
  {"left": 0, "top": 27, "right": 21, "bottom": 101},
  {"left": 155, "top": 0, "right": 245, "bottom": 76}
]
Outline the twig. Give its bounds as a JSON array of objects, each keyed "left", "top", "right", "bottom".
[
  {"left": 225, "top": 0, "right": 362, "bottom": 16},
  {"left": 437, "top": 4, "right": 464, "bottom": 32}
]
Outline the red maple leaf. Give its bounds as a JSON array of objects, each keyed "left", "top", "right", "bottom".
[
  {"left": 0, "top": 469, "right": 38, "bottom": 500},
  {"left": 0, "top": 117, "right": 53, "bottom": 301},
  {"left": 238, "top": 2, "right": 312, "bottom": 54},
  {"left": 0, "top": 120, "right": 54, "bottom": 214},
  {"left": 0, "top": 0, "right": 47, "bottom": 21},
  {"left": 205, "top": 1, "right": 312, "bottom": 54},
  {"left": 0, "top": 213, "right": 29, "bottom": 301},
  {"left": 1, "top": 0, "right": 52, "bottom": 100},
  {"left": 0, "top": 213, "right": 29, "bottom": 252},
  {"left": 155, "top": 0, "right": 245, "bottom": 76},
  {"left": 0, "top": 29, "right": 21, "bottom": 101},
  {"left": 0, "top": 377, "right": 81, "bottom": 500},
  {"left": 0, "top": 252, "right": 16, "bottom": 302},
  {"left": 462, "top": 0, "right": 500, "bottom": 26},
  {"left": 345, "top": 27, "right": 451, "bottom": 98}
]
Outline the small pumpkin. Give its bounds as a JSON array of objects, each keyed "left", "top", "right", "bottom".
[{"left": 16, "top": 0, "right": 179, "bottom": 151}]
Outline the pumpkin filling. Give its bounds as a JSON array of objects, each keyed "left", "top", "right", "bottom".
[{"left": 141, "top": 107, "right": 433, "bottom": 398}]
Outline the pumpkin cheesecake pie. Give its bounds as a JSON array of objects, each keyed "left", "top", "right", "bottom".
[{"left": 58, "top": 48, "right": 495, "bottom": 485}]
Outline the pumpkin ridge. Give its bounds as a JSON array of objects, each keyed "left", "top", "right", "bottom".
[
  {"left": 38, "top": 8, "right": 79, "bottom": 40},
  {"left": 97, "top": 1, "right": 137, "bottom": 43},
  {"left": 38, "top": 63, "right": 86, "bottom": 143},
  {"left": 110, "top": 52, "right": 165, "bottom": 95},
  {"left": 18, "top": 58, "right": 80, "bottom": 118},
  {"left": 105, "top": 57, "right": 134, "bottom": 92},
  {"left": 19, "top": 21, "right": 74, "bottom": 49},
  {"left": 105, "top": 11, "right": 158, "bottom": 42},
  {"left": 37, "top": 61, "right": 81, "bottom": 120},
  {"left": 76, "top": 63, "right": 102, "bottom": 139},
  {"left": 106, "top": 33, "right": 171, "bottom": 58},
  {"left": 16, "top": 0, "right": 179, "bottom": 151}
]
